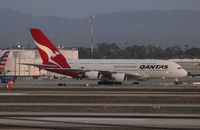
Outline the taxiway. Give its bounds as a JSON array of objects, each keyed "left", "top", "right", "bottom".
[{"left": 0, "top": 78, "right": 200, "bottom": 129}]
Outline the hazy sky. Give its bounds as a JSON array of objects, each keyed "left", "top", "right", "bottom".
[{"left": 1, "top": 0, "right": 200, "bottom": 19}]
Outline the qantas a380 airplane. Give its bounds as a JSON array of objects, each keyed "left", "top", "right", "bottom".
[{"left": 25, "top": 28, "right": 187, "bottom": 84}]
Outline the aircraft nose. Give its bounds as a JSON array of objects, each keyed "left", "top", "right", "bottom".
[{"left": 181, "top": 69, "right": 188, "bottom": 77}]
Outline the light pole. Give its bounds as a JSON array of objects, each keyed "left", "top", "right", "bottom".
[
  {"left": 90, "top": 16, "right": 95, "bottom": 59},
  {"left": 17, "top": 43, "right": 22, "bottom": 77},
  {"left": 14, "top": 51, "right": 17, "bottom": 76}
]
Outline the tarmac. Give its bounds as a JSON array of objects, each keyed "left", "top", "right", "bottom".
[
  {"left": 0, "top": 77, "right": 200, "bottom": 129},
  {"left": 0, "top": 113, "right": 200, "bottom": 129}
]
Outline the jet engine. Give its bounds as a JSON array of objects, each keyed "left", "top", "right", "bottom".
[
  {"left": 84, "top": 71, "right": 100, "bottom": 80},
  {"left": 111, "top": 73, "right": 127, "bottom": 82}
]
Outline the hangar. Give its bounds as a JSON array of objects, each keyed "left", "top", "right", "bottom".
[{"left": 0, "top": 49, "right": 78, "bottom": 78}]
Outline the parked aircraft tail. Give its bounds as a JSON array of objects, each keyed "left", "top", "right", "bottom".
[{"left": 0, "top": 51, "right": 10, "bottom": 68}]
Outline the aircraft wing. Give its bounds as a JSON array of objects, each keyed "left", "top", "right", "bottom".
[
  {"left": 45, "top": 68, "right": 85, "bottom": 73},
  {"left": 20, "top": 63, "right": 58, "bottom": 69},
  {"left": 21, "top": 63, "right": 85, "bottom": 73}
]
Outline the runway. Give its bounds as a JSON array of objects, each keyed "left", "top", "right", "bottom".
[
  {"left": 0, "top": 113, "right": 200, "bottom": 129},
  {"left": 0, "top": 103, "right": 200, "bottom": 107},
  {"left": 8, "top": 77, "right": 200, "bottom": 88},
  {"left": 1, "top": 92, "right": 200, "bottom": 97},
  {"left": 0, "top": 78, "right": 200, "bottom": 129}
]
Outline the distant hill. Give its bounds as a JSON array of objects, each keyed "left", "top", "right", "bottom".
[{"left": 0, "top": 9, "right": 200, "bottom": 48}]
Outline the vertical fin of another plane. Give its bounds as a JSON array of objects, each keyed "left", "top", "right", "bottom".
[
  {"left": 29, "top": 28, "right": 70, "bottom": 68},
  {"left": 0, "top": 51, "right": 10, "bottom": 73}
]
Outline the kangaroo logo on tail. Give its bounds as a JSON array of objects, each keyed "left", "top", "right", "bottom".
[
  {"left": 29, "top": 28, "right": 71, "bottom": 68},
  {"left": 34, "top": 40, "right": 62, "bottom": 68}
]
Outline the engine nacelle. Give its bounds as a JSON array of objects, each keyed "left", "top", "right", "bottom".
[
  {"left": 111, "top": 73, "right": 127, "bottom": 82},
  {"left": 84, "top": 71, "right": 100, "bottom": 80}
]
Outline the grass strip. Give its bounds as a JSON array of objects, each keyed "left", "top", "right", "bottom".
[
  {"left": 0, "top": 106, "right": 200, "bottom": 114},
  {"left": 0, "top": 96, "right": 200, "bottom": 104}
]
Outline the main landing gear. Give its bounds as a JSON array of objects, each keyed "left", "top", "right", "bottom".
[
  {"left": 57, "top": 83, "right": 66, "bottom": 86},
  {"left": 132, "top": 81, "right": 140, "bottom": 85},
  {"left": 174, "top": 79, "right": 183, "bottom": 85},
  {"left": 98, "top": 80, "right": 122, "bottom": 85}
]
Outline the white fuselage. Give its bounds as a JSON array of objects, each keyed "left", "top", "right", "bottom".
[{"left": 67, "top": 59, "right": 187, "bottom": 80}]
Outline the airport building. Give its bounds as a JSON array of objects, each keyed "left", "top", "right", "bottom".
[{"left": 0, "top": 49, "right": 78, "bottom": 78}]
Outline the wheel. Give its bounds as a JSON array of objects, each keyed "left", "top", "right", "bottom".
[
  {"left": 133, "top": 82, "right": 140, "bottom": 85},
  {"left": 58, "top": 83, "right": 66, "bottom": 86},
  {"left": 174, "top": 81, "right": 182, "bottom": 85},
  {"left": 114, "top": 82, "right": 122, "bottom": 85},
  {"left": 98, "top": 80, "right": 122, "bottom": 85}
]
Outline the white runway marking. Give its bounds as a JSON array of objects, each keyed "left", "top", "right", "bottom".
[{"left": 0, "top": 93, "right": 25, "bottom": 96}]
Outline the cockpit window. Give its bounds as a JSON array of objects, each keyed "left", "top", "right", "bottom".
[{"left": 178, "top": 67, "right": 183, "bottom": 69}]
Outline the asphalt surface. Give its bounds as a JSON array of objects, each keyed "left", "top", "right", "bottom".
[
  {"left": 1, "top": 92, "right": 200, "bottom": 97},
  {"left": 0, "top": 103, "right": 200, "bottom": 107},
  {"left": 0, "top": 78, "right": 200, "bottom": 129},
  {"left": 0, "top": 113, "right": 200, "bottom": 129},
  {"left": 8, "top": 76, "right": 200, "bottom": 88}
]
